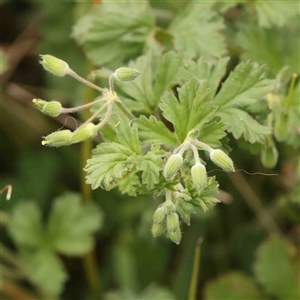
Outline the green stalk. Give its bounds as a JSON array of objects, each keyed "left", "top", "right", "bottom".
[
  {"left": 81, "top": 62, "right": 101, "bottom": 299},
  {"left": 285, "top": 73, "right": 298, "bottom": 110},
  {"left": 188, "top": 238, "right": 203, "bottom": 300}
]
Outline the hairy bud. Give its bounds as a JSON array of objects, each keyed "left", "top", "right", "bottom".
[
  {"left": 40, "top": 55, "right": 70, "bottom": 77},
  {"left": 71, "top": 123, "right": 98, "bottom": 144},
  {"left": 33, "top": 99, "right": 62, "bottom": 117},
  {"left": 42, "top": 130, "right": 72, "bottom": 147},
  {"left": 261, "top": 145, "right": 278, "bottom": 168},
  {"left": 153, "top": 206, "right": 166, "bottom": 224},
  {"left": 163, "top": 154, "right": 183, "bottom": 180},
  {"left": 210, "top": 149, "right": 235, "bottom": 172},
  {"left": 151, "top": 223, "right": 165, "bottom": 238},
  {"left": 114, "top": 67, "right": 140, "bottom": 82},
  {"left": 191, "top": 163, "right": 207, "bottom": 191},
  {"left": 166, "top": 213, "right": 179, "bottom": 233},
  {"left": 168, "top": 227, "right": 182, "bottom": 245},
  {"left": 164, "top": 201, "right": 176, "bottom": 214},
  {"left": 274, "top": 112, "right": 288, "bottom": 142}
]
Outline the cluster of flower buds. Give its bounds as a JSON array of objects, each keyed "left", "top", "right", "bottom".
[
  {"left": 42, "top": 123, "right": 98, "bottom": 147},
  {"left": 162, "top": 135, "right": 235, "bottom": 192}
]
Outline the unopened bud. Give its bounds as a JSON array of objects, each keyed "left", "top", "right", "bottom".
[
  {"left": 114, "top": 67, "right": 140, "bottom": 82},
  {"left": 168, "top": 227, "right": 182, "bottom": 245},
  {"left": 166, "top": 213, "right": 179, "bottom": 233},
  {"left": 163, "top": 154, "right": 183, "bottom": 180},
  {"left": 40, "top": 55, "right": 70, "bottom": 77},
  {"left": 210, "top": 149, "right": 235, "bottom": 172},
  {"left": 191, "top": 163, "right": 207, "bottom": 191},
  {"left": 183, "top": 202, "right": 195, "bottom": 214},
  {"left": 261, "top": 145, "right": 278, "bottom": 168},
  {"left": 42, "top": 130, "right": 72, "bottom": 147},
  {"left": 71, "top": 123, "right": 98, "bottom": 144},
  {"left": 151, "top": 223, "right": 165, "bottom": 238},
  {"left": 153, "top": 206, "right": 166, "bottom": 224},
  {"left": 180, "top": 211, "right": 191, "bottom": 225},
  {"left": 33, "top": 99, "right": 62, "bottom": 117},
  {"left": 164, "top": 201, "right": 176, "bottom": 214},
  {"left": 274, "top": 112, "right": 288, "bottom": 141}
]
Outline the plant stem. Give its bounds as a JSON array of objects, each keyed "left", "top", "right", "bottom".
[
  {"left": 116, "top": 99, "right": 135, "bottom": 120},
  {"left": 81, "top": 62, "right": 101, "bottom": 299},
  {"left": 82, "top": 99, "right": 110, "bottom": 126},
  {"left": 69, "top": 69, "right": 107, "bottom": 94},
  {"left": 188, "top": 238, "right": 203, "bottom": 300},
  {"left": 285, "top": 73, "right": 298, "bottom": 110},
  {"left": 62, "top": 97, "right": 107, "bottom": 114}
]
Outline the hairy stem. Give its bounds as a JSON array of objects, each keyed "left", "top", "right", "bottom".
[
  {"left": 62, "top": 97, "right": 108, "bottom": 114},
  {"left": 81, "top": 62, "right": 101, "bottom": 299}
]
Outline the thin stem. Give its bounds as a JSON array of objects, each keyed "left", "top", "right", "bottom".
[
  {"left": 115, "top": 99, "right": 135, "bottom": 120},
  {"left": 82, "top": 100, "right": 110, "bottom": 126},
  {"left": 191, "top": 140, "right": 213, "bottom": 152},
  {"left": 0, "top": 184, "right": 12, "bottom": 200},
  {"left": 109, "top": 73, "right": 115, "bottom": 93},
  {"left": 188, "top": 238, "right": 203, "bottom": 300},
  {"left": 80, "top": 62, "right": 101, "bottom": 299},
  {"left": 95, "top": 103, "right": 113, "bottom": 130},
  {"left": 190, "top": 144, "right": 201, "bottom": 165},
  {"left": 62, "top": 97, "right": 108, "bottom": 114},
  {"left": 285, "top": 73, "right": 298, "bottom": 110},
  {"left": 69, "top": 69, "right": 107, "bottom": 94},
  {"left": 178, "top": 141, "right": 190, "bottom": 156}
]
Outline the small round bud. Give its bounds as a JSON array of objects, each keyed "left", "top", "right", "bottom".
[
  {"left": 151, "top": 223, "right": 165, "bottom": 238},
  {"left": 114, "top": 67, "right": 140, "bottom": 82},
  {"left": 163, "top": 154, "right": 183, "bottom": 180},
  {"left": 166, "top": 213, "right": 179, "bottom": 233},
  {"left": 183, "top": 202, "right": 195, "bottom": 214},
  {"left": 261, "top": 145, "right": 278, "bottom": 168},
  {"left": 168, "top": 227, "right": 182, "bottom": 245},
  {"left": 33, "top": 99, "right": 62, "bottom": 117},
  {"left": 180, "top": 211, "right": 191, "bottom": 225},
  {"left": 210, "top": 149, "right": 235, "bottom": 172},
  {"left": 191, "top": 163, "right": 207, "bottom": 191},
  {"left": 39, "top": 55, "right": 70, "bottom": 77},
  {"left": 42, "top": 130, "right": 72, "bottom": 147},
  {"left": 153, "top": 206, "right": 166, "bottom": 224},
  {"left": 274, "top": 112, "right": 288, "bottom": 142},
  {"left": 164, "top": 201, "right": 176, "bottom": 214},
  {"left": 71, "top": 123, "right": 98, "bottom": 144}
]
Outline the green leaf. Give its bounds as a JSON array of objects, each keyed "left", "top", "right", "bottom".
[
  {"left": 204, "top": 272, "right": 262, "bottom": 299},
  {"left": 214, "top": 61, "right": 275, "bottom": 108},
  {"left": 254, "top": 235, "right": 300, "bottom": 299},
  {"left": 8, "top": 202, "right": 43, "bottom": 247},
  {"left": 115, "top": 119, "right": 142, "bottom": 155},
  {"left": 237, "top": 25, "right": 300, "bottom": 76},
  {"left": 85, "top": 143, "right": 136, "bottom": 190},
  {"left": 136, "top": 115, "right": 178, "bottom": 145},
  {"left": 72, "top": 0, "right": 155, "bottom": 68},
  {"left": 169, "top": 1, "right": 226, "bottom": 58},
  {"left": 117, "top": 172, "right": 140, "bottom": 197},
  {"left": 152, "top": 51, "right": 185, "bottom": 107},
  {"left": 198, "top": 121, "right": 227, "bottom": 149},
  {"left": 117, "top": 52, "right": 185, "bottom": 112},
  {"left": 136, "top": 152, "right": 162, "bottom": 189},
  {"left": 254, "top": 1, "right": 300, "bottom": 28},
  {"left": 218, "top": 108, "right": 271, "bottom": 144},
  {"left": 180, "top": 56, "right": 229, "bottom": 100},
  {"left": 160, "top": 77, "right": 216, "bottom": 142},
  {"left": 22, "top": 249, "right": 67, "bottom": 297},
  {"left": 48, "top": 192, "right": 102, "bottom": 256}
]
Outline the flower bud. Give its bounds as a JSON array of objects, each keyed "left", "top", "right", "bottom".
[
  {"left": 164, "top": 201, "right": 176, "bottom": 214},
  {"left": 163, "top": 154, "right": 183, "bottom": 180},
  {"left": 183, "top": 202, "right": 195, "bottom": 214},
  {"left": 191, "top": 163, "right": 207, "bottom": 191},
  {"left": 274, "top": 112, "right": 288, "bottom": 142},
  {"left": 210, "top": 149, "right": 235, "bottom": 172},
  {"left": 151, "top": 223, "right": 165, "bottom": 238},
  {"left": 42, "top": 130, "right": 72, "bottom": 147},
  {"left": 153, "top": 206, "right": 166, "bottom": 224},
  {"left": 71, "top": 123, "right": 98, "bottom": 144},
  {"left": 114, "top": 67, "right": 140, "bottom": 82},
  {"left": 40, "top": 55, "right": 70, "bottom": 77},
  {"left": 166, "top": 213, "right": 179, "bottom": 233},
  {"left": 261, "top": 145, "right": 278, "bottom": 168},
  {"left": 168, "top": 227, "right": 182, "bottom": 245},
  {"left": 180, "top": 211, "right": 191, "bottom": 225},
  {"left": 33, "top": 99, "right": 62, "bottom": 117}
]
